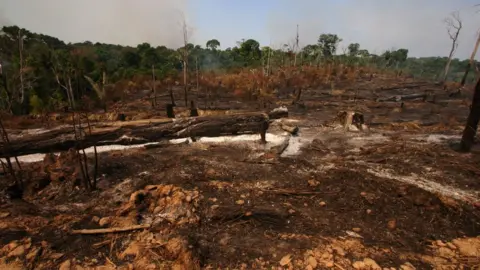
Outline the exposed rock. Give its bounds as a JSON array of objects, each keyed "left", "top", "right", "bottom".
[
  {"left": 307, "top": 256, "right": 318, "bottom": 268},
  {"left": 26, "top": 247, "right": 41, "bottom": 261},
  {"left": 387, "top": 219, "right": 396, "bottom": 230},
  {"left": 452, "top": 237, "right": 480, "bottom": 257},
  {"left": 117, "top": 184, "right": 200, "bottom": 225},
  {"left": 353, "top": 258, "right": 381, "bottom": 270},
  {"left": 59, "top": 259, "right": 72, "bottom": 270},
  {"left": 91, "top": 216, "right": 100, "bottom": 223},
  {"left": 98, "top": 217, "right": 112, "bottom": 227},
  {"left": 279, "top": 254, "right": 292, "bottom": 266},
  {"left": 400, "top": 262, "right": 416, "bottom": 270},
  {"left": 7, "top": 245, "right": 26, "bottom": 257},
  {"left": 435, "top": 240, "right": 446, "bottom": 247}
]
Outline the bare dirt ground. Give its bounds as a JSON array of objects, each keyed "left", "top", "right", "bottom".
[{"left": 1, "top": 75, "right": 480, "bottom": 269}]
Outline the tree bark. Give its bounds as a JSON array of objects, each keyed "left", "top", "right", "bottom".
[
  {"left": 0, "top": 113, "right": 270, "bottom": 157},
  {"left": 460, "top": 78, "right": 480, "bottom": 151}
]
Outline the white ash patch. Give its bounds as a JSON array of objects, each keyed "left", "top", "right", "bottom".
[
  {"left": 281, "top": 135, "right": 314, "bottom": 157},
  {"left": 198, "top": 133, "right": 285, "bottom": 144},
  {"left": 346, "top": 133, "right": 390, "bottom": 148},
  {"left": 280, "top": 128, "right": 318, "bottom": 157},
  {"left": 169, "top": 133, "right": 288, "bottom": 147},
  {"left": 410, "top": 134, "right": 461, "bottom": 144},
  {"left": 425, "top": 134, "right": 461, "bottom": 143},
  {"left": 366, "top": 167, "right": 478, "bottom": 203},
  {"left": 1, "top": 143, "right": 158, "bottom": 164},
  {"left": 0, "top": 153, "right": 47, "bottom": 163}
]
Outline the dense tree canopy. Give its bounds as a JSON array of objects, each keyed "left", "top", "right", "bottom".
[{"left": 0, "top": 25, "right": 476, "bottom": 115}]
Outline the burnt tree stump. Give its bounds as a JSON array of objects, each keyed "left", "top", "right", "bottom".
[{"left": 166, "top": 104, "right": 175, "bottom": 118}]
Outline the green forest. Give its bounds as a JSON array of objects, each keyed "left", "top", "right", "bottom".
[{"left": 0, "top": 25, "right": 476, "bottom": 115}]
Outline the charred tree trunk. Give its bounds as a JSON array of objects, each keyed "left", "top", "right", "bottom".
[
  {"left": 190, "top": 100, "right": 199, "bottom": 117},
  {"left": 460, "top": 78, "right": 480, "bottom": 151},
  {"left": 1, "top": 113, "right": 270, "bottom": 157},
  {"left": 169, "top": 85, "right": 176, "bottom": 106},
  {"left": 166, "top": 104, "right": 175, "bottom": 118}
]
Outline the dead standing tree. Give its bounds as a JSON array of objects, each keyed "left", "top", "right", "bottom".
[
  {"left": 181, "top": 16, "right": 190, "bottom": 107},
  {"left": 460, "top": 31, "right": 480, "bottom": 88},
  {"left": 84, "top": 71, "right": 108, "bottom": 112},
  {"left": 442, "top": 11, "right": 462, "bottom": 84},
  {"left": 52, "top": 55, "right": 98, "bottom": 190}
]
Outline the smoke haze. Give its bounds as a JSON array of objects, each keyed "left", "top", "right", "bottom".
[
  {"left": 1, "top": 0, "right": 189, "bottom": 48},
  {"left": 2, "top": 0, "right": 480, "bottom": 59}
]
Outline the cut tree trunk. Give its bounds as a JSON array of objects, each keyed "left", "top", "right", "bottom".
[
  {"left": 268, "top": 106, "right": 289, "bottom": 120},
  {"left": 0, "top": 113, "right": 270, "bottom": 158},
  {"left": 166, "top": 104, "right": 175, "bottom": 118},
  {"left": 190, "top": 100, "right": 199, "bottom": 117},
  {"left": 460, "top": 78, "right": 480, "bottom": 151}
]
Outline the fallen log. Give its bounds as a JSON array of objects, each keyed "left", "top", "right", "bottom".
[
  {"left": 0, "top": 113, "right": 269, "bottom": 158},
  {"left": 376, "top": 93, "right": 428, "bottom": 102}
]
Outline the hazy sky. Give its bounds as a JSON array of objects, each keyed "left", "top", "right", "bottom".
[{"left": 2, "top": 0, "right": 480, "bottom": 59}]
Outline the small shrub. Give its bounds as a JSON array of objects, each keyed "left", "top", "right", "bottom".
[{"left": 29, "top": 94, "right": 44, "bottom": 114}]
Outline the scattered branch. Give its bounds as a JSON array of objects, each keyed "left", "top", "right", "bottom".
[{"left": 71, "top": 224, "right": 151, "bottom": 235}]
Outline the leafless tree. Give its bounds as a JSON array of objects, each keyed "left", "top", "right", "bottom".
[
  {"left": 18, "top": 29, "right": 25, "bottom": 106},
  {"left": 442, "top": 11, "right": 462, "bottom": 83},
  {"left": 460, "top": 31, "right": 480, "bottom": 88},
  {"left": 294, "top": 24, "right": 299, "bottom": 67},
  {"left": 180, "top": 15, "right": 190, "bottom": 107},
  {"left": 51, "top": 52, "right": 76, "bottom": 110}
]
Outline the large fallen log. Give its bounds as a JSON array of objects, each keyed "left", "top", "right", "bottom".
[
  {"left": 0, "top": 113, "right": 269, "bottom": 158},
  {"left": 376, "top": 93, "right": 428, "bottom": 102}
]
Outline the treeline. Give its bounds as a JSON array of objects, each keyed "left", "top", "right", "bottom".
[{"left": 0, "top": 26, "right": 476, "bottom": 115}]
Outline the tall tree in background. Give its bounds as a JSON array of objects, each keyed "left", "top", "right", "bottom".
[
  {"left": 206, "top": 39, "right": 220, "bottom": 50},
  {"left": 442, "top": 11, "right": 462, "bottom": 84},
  {"left": 318, "top": 34, "right": 342, "bottom": 59},
  {"left": 348, "top": 43, "right": 360, "bottom": 57}
]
